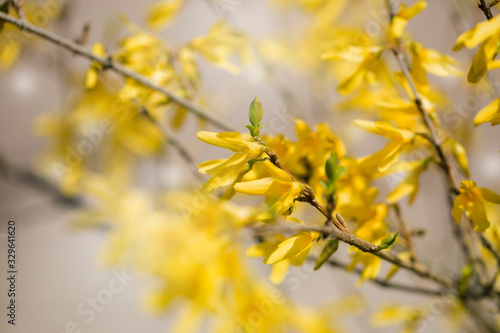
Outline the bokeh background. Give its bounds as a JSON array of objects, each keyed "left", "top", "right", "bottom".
[{"left": 1, "top": 0, "right": 500, "bottom": 332}]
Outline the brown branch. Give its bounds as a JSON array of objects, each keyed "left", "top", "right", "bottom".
[
  {"left": 139, "top": 107, "right": 202, "bottom": 180},
  {"left": 9, "top": 0, "right": 24, "bottom": 19},
  {"left": 319, "top": 257, "right": 447, "bottom": 296},
  {"left": 391, "top": 45, "right": 498, "bottom": 287},
  {"left": 392, "top": 204, "right": 417, "bottom": 261},
  {"left": 251, "top": 223, "right": 455, "bottom": 289},
  {"left": 0, "top": 12, "right": 235, "bottom": 132},
  {"left": 0, "top": 152, "right": 81, "bottom": 206},
  {"left": 479, "top": 0, "right": 494, "bottom": 20},
  {"left": 387, "top": 4, "right": 500, "bottom": 311}
]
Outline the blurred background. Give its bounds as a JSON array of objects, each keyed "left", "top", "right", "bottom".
[{"left": 1, "top": 0, "right": 500, "bottom": 332}]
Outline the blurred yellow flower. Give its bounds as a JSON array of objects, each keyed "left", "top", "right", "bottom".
[
  {"left": 453, "top": 15, "right": 500, "bottom": 83},
  {"left": 452, "top": 180, "right": 500, "bottom": 232},
  {"left": 390, "top": 1, "right": 427, "bottom": 40},
  {"left": 191, "top": 21, "right": 250, "bottom": 74},
  {"left": 85, "top": 42, "right": 107, "bottom": 89},
  {"left": 474, "top": 97, "right": 500, "bottom": 126},
  {"left": 354, "top": 120, "right": 415, "bottom": 173},
  {"left": 322, "top": 45, "right": 383, "bottom": 95},
  {"left": 145, "top": 0, "right": 183, "bottom": 30},
  {"left": 386, "top": 159, "right": 431, "bottom": 204}
]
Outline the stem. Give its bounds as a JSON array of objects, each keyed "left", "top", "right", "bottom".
[
  {"left": 0, "top": 12, "right": 235, "bottom": 132},
  {"left": 251, "top": 223, "right": 455, "bottom": 289},
  {"left": 384, "top": 6, "right": 500, "bottom": 320},
  {"left": 139, "top": 107, "right": 202, "bottom": 180},
  {"left": 9, "top": 0, "right": 24, "bottom": 19},
  {"left": 479, "top": 0, "right": 494, "bottom": 20},
  {"left": 392, "top": 204, "right": 417, "bottom": 261},
  {"left": 320, "top": 257, "right": 447, "bottom": 296}
]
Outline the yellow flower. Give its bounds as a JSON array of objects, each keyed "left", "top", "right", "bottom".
[
  {"left": 390, "top": 1, "right": 427, "bottom": 40},
  {"left": 191, "top": 21, "right": 250, "bottom": 74},
  {"left": 386, "top": 159, "right": 431, "bottom": 204},
  {"left": 246, "top": 234, "right": 291, "bottom": 284},
  {"left": 354, "top": 120, "right": 415, "bottom": 173},
  {"left": 234, "top": 160, "right": 305, "bottom": 218},
  {"left": 264, "top": 231, "right": 317, "bottom": 266},
  {"left": 474, "top": 98, "right": 500, "bottom": 126},
  {"left": 114, "top": 31, "right": 168, "bottom": 74},
  {"left": 347, "top": 204, "right": 389, "bottom": 283},
  {"left": 197, "top": 131, "right": 263, "bottom": 192},
  {"left": 322, "top": 45, "right": 383, "bottom": 95},
  {"left": 409, "top": 41, "right": 462, "bottom": 92},
  {"left": 452, "top": 180, "right": 500, "bottom": 232},
  {"left": 453, "top": 15, "right": 500, "bottom": 83},
  {"left": 371, "top": 303, "right": 418, "bottom": 327},
  {"left": 145, "top": 0, "right": 183, "bottom": 30},
  {"left": 85, "top": 42, "right": 107, "bottom": 89}
]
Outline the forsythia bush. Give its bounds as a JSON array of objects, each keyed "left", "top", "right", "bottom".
[{"left": 2, "top": 0, "right": 500, "bottom": 332}]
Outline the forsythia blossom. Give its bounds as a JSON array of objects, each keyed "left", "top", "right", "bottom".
[
  {"left": 197, "top": 131, "right": 263, "bottom": 192},
  {"left": 452, "top": 180, "right": 500, "bottom": 232}
]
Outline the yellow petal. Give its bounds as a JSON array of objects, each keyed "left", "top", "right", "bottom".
[
  {"left": 420, "top": 48, "right": 463, "bottom": 77},
  {"left": 480, "top": 188, "right": 500, "bottom": 204},
  {"left": 371, "top": 304, "right": 415, "bottom": 327},
  {"left": 465, "top": 202, "right": 490, "bottom": 232},
  {"left": 269, "top": 260, "right": 290, "bottom": 284},
  {"left": 390, "top": 16, "right": 407, "bottom": 40},
  {"left": 234, "top": 177, "right": 290, "bottom": 196},
  {"left": 467, "top": 42, "right": 488, "bottom": 83},
  {"left": 85, "top": 68, "right": 98, "bottom": 89},
  {"left": 246, "top": 240, "right": 281, "bottom": 257},
  {"left": 474, "top": 98, "right": 500, "bottom": 126},
  {"left": 452, "top": 195, "right": 466, "bottom": 224},
  {"left": 453, "top": 15, "right": 500, "bottom": 51},
  {"left": 405, "top": 1, "right": 427, "bottom": 19},
  {"left": 197, "top": 131, "right": 251, "bottom": 152},
  {"left": 451, "top": 140, "right": 470, "bottom": 178},
  {"left": 146, "top": 0, "right": 183, "bottom": 30},
  {"left": 91, "top": 42, "right": 106, "bottom": 58},
  {"left": 197, "top": 158, "right": 226, "bottom": 174},
  {"left": 386, "top": 175, "right": 417, "bottom": 203},
  {"left": 264, "top": 233, "right": 313, "bottom": 264}
]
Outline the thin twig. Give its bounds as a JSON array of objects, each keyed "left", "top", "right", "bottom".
[
  {"left": 317, "top": 257, "right": 446, "bottom": 296},
  {"left": 0, "top": 12, "right": 235, "bottom": 132},
  {"left": 9, "top": 0, "right": 24, "bottom": 19},
  {"left": 392, "top": 204, "right": 417, "bottom": 261},
  {"left": 139, "top": 107, "right": 202, "bottom": 180},
  {"left": 387, "top": 2, "right": 500, "bottom": 312},
  {"left": 251, "top": 223, "right": 455, "bottom": 289},
  {"left": 479, "top": 0, "right": 494, "bottom": 20},
  {"left": 0, "top": 152, "right": 80, "bottom": 206}
]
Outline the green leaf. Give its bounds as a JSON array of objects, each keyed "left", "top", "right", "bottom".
[
  {"left": 323, "top": 152, "right": 347, "bottom": 197},
  {"left": 0, "top": 1, "right": 10, "bottom": 33},
  {"left": 245, "top": 124, "right": 256, "bottom": 136},
  {"left": 376, "top": 231, "right": 398, "bottom": 251},
  {"left": 325, "top": 153, "right": 337, "bottom": 181},
  {"left": 332, "top": 166, "right": 348, "bottom": 183},
  {"left": 314, "top": 238, "right": 339, "bottom": 270},
  {"left": 249, "top": 97, "right": 263, "bottom": 128}
]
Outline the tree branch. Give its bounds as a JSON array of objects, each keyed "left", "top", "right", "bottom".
[
  {"left": 139, "top": 107, "right": 203, "bottom": 180},
  {"left": 0, "top": 12, "right": 235, "bottom": 132},
  {"left": 322, "top": 257, "right": 446, "bottom": 296},
  {"left": 251, "top": 223, "right": 455, "bottom": 289},
  {"left": 479, "top": 0, "right": 494, "bottom": 20}
]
